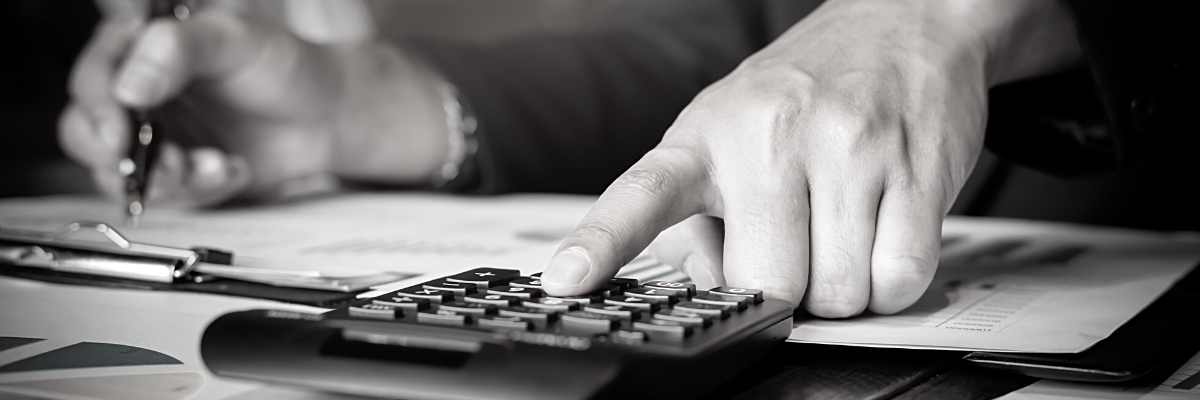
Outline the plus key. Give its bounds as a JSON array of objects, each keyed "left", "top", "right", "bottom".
[{"left": 445, "top": 268, "right": 520, "bottom": 289}]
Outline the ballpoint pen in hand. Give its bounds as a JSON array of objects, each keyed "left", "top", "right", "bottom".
[{"left": 121, "top": 0, "right": 190, "bottom": 225}]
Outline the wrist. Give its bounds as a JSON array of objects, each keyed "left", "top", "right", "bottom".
[
  {"left": 935, "top": 0, "right": 1082, "bottom": 86},
  {"left": 326, "top": 41, "right": 451, "bottom": 184}
]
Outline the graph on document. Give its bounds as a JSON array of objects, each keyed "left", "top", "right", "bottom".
[{"left": 851, "top": 279, "right": 1052, "bottom": 332}]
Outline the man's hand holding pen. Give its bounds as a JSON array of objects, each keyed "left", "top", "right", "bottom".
[{"left": 59, "top": 8, "right": 453, "bottom": 208}]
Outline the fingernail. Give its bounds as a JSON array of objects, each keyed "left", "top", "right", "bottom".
[
  {"left": 542, "top": 247, "right": 592, "bottom": 288},
  {"left": 683, "top": 254, "right": 716, "bottom": 289},
  {"left": 113, "top": 62, "right": 167, "bottom": 106}
]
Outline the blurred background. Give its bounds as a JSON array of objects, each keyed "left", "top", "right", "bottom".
[{"left": 2, "top": 0, "right": 1196, "bottom": 232}]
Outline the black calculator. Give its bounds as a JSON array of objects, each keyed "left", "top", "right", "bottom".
[{"left": 200, "top": 268, "right": 793, "bottom": 400}]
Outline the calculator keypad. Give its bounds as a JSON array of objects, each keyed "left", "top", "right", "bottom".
[{"left": 342, "top": 268, "right": 771, "bottom": 347}]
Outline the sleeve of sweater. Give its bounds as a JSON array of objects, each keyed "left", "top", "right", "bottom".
[
  {"left": 398, "top": 0, "right": 764, "bottom": 194},
  {"left": 983, "top": 0, "right": 1198, "bottom": 177}
]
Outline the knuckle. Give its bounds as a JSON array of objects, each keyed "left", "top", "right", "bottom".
[
  {"left": 611, "top": 149, "right": 696, "bottom": 200},
  {"left": 612, "top": 166, "right": 674, "bottom": 199},
  {"left": 872, "top": 252, "right": 938, "bottom": 303}
]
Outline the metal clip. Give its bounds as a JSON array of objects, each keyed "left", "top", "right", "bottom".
[{"left": 0, "top": 221, "right": 200, "bottom": 282}]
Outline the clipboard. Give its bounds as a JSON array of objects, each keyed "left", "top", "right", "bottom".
[{"left": 0, "top": 221, "right": 410, "bottom": 307}]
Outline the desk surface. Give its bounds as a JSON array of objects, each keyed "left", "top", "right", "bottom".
[{"left": 710, "top": 343, "right": 1036, "bottom": 400}]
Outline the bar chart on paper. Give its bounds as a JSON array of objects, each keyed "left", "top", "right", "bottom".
[{"left": 850, "top": 279, "right": 1052, "bottom": 333}]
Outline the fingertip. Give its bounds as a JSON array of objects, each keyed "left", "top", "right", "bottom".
[
  {"left": 113, "top": 62, "right": 170, "bottom": 107},
  {"left": 727, "top": 273, "right": 806, "bottom": 309},
  {"left": 58, "top": 103, "right": 129, "bottom": 169},
  {"left": 682, "top": 253, "right": 723, "bottom": 290},
  {"left": 188, "top": 147, "right": 232, "bottom": 190},
  {"left": 540, "top": 247, "right": 595, "bottom": 296},
  {"left": 867, "top": 255, "right": 938, "bottom": 315},
  {"left": 804, "top": 294, "right": 869, "bottom": 318}
]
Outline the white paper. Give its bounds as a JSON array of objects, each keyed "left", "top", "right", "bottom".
[
  {"left": 996, "top": 350, "right": 1200, "bottom": 400},
  {"left": 0, "top": 193, "right": 595, "bottom": 286},
  {"left": 789, "top": 218, "right": 1200, "bottom": 353}
]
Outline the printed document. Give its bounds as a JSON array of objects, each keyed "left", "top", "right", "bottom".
[{"left": 789, "top": 218, "right": 1200, "bottom": 353}]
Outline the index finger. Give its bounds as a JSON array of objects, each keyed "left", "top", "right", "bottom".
[{"left": 541, "top": 148, "right": 708, "bottom": 296}]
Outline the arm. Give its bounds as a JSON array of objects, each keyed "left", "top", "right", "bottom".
[{"left": 541, "top": 0, "right": 1084, "bottom": 316}]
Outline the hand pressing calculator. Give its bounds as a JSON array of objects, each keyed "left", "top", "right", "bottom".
[{"left": 200, "top": 268, "right": 793, "bottom": 400}]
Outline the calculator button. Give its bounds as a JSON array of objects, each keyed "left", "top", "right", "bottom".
[
  {"left": 464, "top": 293, "right": 520, "bottom": 307},
  {"left": 522, "top": 297, "right": 579, "bottom": 312},
  {"left": 588, "top": 284, "right": 623, "bottom": 297},
  {"left": 349, "top": 303, "right": 401, "bottom": 320},
  {"left": 498, "top": 307, "right": 558, "bottom": 329},
  {"left": 508, "top": 277, "right": 543, "bottom": 289},
  {"left": 583, "top": 304, "right": 642, "bottom": 320},
  {"left": 603, "top": 296, "right": 661, "bottom": 312},
  {"left": 608, "top": 329, "right": 648, "bottom": 346},
  {"left": 418, "top": 309, "right": 472, "bottom": 326},
  {"left": 421, "top": 279, "right": 478, "bottom": 296},
  {"left": 643, "top": 281, "right": 696, "bottom": 297},
  {"left": 445, "top": 268, "right": 520, "bottom": 289},
  {"left": 622, "top": 287, "right": 680, "bottom": 305},
  {"left": 561, "top": 311, "right": 621, "bottom": 334},
  {"left": 710, "top": 286, "right": 765, "bottom": 304},
  {"left": 672, "top": 301, "right": 731, "bottom": 319},
  {"left": 487, "top": 285, "right": 543, "bottom": 299},
  {"left": 652, "top": 309, "right": 713, "bottom": 328},
  {"left": 608, "top": 278, "right": 639, "bottom": 291},
  {"left": 691, "top": 293, "right": 748, "bottom": 311},
  {"left": 393, "top": 286, "right": 455, "bottom": 303},
  {"left": 478, "top": 316, "right": 531, "bottom": 331},
  {"left": 437, "top": 301, "right": 497, "bottom": 316},
  {"left": 373, "top": 295, "right": 431, "bottom": 311},
  {"left": 633, "top": 319, "right": 693, "bottom": 341},
  {"left": 543, "top": 294, "right": 603, "bottom": 306}
]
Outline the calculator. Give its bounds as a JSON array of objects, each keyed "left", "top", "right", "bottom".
[{"left": 200, "top": 268, "right": 793, "bottom": 400}]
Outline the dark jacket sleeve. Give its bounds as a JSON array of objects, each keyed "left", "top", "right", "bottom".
[
  {"left": 402, "top": 0, "right": 764, "bottom": 194},
  {"left": 984, "top": 0, "right": 1198, "bottom": 177}
]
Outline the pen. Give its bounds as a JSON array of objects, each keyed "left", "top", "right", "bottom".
[{"left": 121, "top": 0, "right": 190, "bottom": 225}]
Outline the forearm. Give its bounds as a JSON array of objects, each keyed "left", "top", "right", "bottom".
[{"left": 769, "top": 0, "right": 1081, "bottom": 87}]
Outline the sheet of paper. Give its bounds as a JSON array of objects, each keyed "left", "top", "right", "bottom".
[
  {"left": 789, "top": 218, "right": 1200, "bottom": 353},
  {"left": 0, "top": 276, "right": 325, "bottom": 400},
  {"left": 996, "top": 349, "right": 1200, "bottom": 400},
  {"left": 0, "top": 193, "right": 596, "bottom": 288}
]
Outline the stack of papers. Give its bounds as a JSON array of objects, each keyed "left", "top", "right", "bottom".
[{"left": 790, "top": 218, "right": 1200, "bottom": 353}]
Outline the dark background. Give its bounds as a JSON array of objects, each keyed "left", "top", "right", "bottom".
[{"left": 3, "top": 0, "right": 1197, "bottom": 234}]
